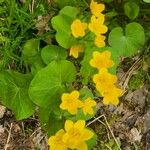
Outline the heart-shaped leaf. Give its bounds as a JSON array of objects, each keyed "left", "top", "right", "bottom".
[
  {"left": 124, "top": 2, "right": 139, "bottom": 20},
  {"left": 29, "top": 60, "right": 76, "bottom": 107},
  {"left": 0, "top": 71, "right": 35, "bottom": 120},
  {"left": 51, "top": 6, "right": 79, "bottom": 48},
  {"left": 108, "top": 22, "right": 145, "bottom": 56},
  {"left": 41, "top": 45, "right": 67, "bottom": 64},
  {"left": 22, "top": 39, "right": 40, "bottom": 64}
]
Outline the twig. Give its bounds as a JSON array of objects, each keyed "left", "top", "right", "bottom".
[
  {"left": 103, "top": 115, "right": 121, "bottom": 150},
  {"left": 86, "top": 114, "right": 104, "bottom": 126},
  {"left": 120, "top": 57, "right": 142, "bottom": 89},
  {"left": 87, "top": 115, "right": 121, "bottom": 150},
  {"left": 4, "top": 123, "right": 13, "bottom": 150},
  {"left": 105, "top": 144, "right": 112, "bottom": 150},
  {"left": 29, "top": 127, "right": 42, "bottom": 138},
  {"left": 97, "top": 119, "right": 111, "bottom": 140}
]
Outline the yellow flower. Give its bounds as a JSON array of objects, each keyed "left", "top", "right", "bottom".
[
  {"left": 69, "top": 45, "right": 84, "bottom": 58},
  {"left": 60, "top": 90, "right": 83, "bottom": 115},
  {"left": 103, "top": 86, "right": 123, "bottom": 105},
  {"left": 71, "top": 19, "right": 87, "bottom": 38},
  {"left": 48, "top": 129, "right": 67, "bottom": 150},
  {"left": 88, "top": 15, "right": 108, "bottom": 35},
  {"left": 90, "top": 51, "right": 114, "bottom": 70},
  {"left": 63, "top": 120, "right": 94, "bottom": 150},
  {"left": 93, "top": 68, "right": 117, "bottom": 94},
  {"left": 81, "top": 98, "right": 96, "bottom": 115},
  {"left": 90, "top": 0, "right": 105, "bottom": 17},
  {"left": 94, "top": 35, "right": 106, "bottom": 48}
]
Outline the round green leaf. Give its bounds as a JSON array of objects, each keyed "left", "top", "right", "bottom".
[
  {"left": 108, "top": 22, "right": 145, "bottom": 56},
  {"left": 29, "top": 60, "right": 76, "bottom": 107},
  {"left": 0, "top": 71, "right": 35, "bottom": 120},
  {"left": 124, "top": 2, "right": 139, "bottom": 20},
  {"left": 38, "top": 107, "right": 63, "bottom": 136},
  {"left": 51, "top": 6, "right": 79, "bottom": 48},
  {"left": 22, "top": 39, "right": 40, "bottom": 63},
  {"left": 41, "top": 45, "right": 67, "bottom": 64}
]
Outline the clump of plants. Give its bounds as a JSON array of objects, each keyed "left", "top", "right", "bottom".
[{"left": 0, "top": 0, "right": 149, "bottom": 149}]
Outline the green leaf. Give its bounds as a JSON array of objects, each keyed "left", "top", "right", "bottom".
[
  {"left": 38, "top": 106, "right": 64, "bottom": 136},
  {"left": 80, "top": 45, "right": 97, "bottom": 84},
  {"left": 87, "top": 132, "right": 97, "bottom": 150},
  {"left": 22, "top": 38, "right": 40, "bottom": 64},
  {"left": 41, "top": 45, "right": 67, "bottom": 64},
  {"left": 51, "top": 6, "right": 79, "bottom": 48},
  {"left": 108, "top": 22, "right": 145, "bottom": 56},
  {"left": 29, "top": 60, "right": 76, "bottom": 107},
  {"left": 31, "top": 56, "right": 45, "bottom": 75},
  {"left": 143, "top": 0, "right": 150, "bottom": 3},
  {"left": 124, "top": 2, "right": 139, "bottom": 20},
  {"left": 0, "top": 71, "right": 35, "bottom": 120},
  {"left": 54, "top": 0, "right": 78, "bottom": 8},
  {"left": 80, "top": 88, "right": 94, "bottom": 99}
]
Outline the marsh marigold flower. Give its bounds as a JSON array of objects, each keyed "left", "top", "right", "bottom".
[
  {"left": 103, "top": 86, "right": 123, "bottom": 105},
  {"left": 71, "top": 19, "right": 87, "bottom": 38},
  {"left": 90, "top": 51, "right": 114, "bottom": 70},
  {"left": 93, "top": 68, "right": 117, "bottom": 94},
  {"left": 81, "top": 98, "right": 96, "bottom": 115},
  {"left": 63, "top": 120, "right": 94, "bottom": 150},
  {"left": 90, "top": 0, "right": 105, "bottom": 17},
  {"left": 69, "top": 44, "right": 84, "bottom": 58},
  {"left": 60, "top": 90, "right": 82, "bottom": 115},
  {"left": 89, "top": 15, "right": 108, "bottom": 35},
  {"left": 94, "top": 35, "right": 106, "bottom": 48},
  {"left": 48, "top": 129, "right": 67, "bottom": 150}
]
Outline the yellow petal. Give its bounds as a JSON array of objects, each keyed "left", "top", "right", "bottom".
[
  {"left": 71, "top": 90, "right": 80, "bottom": 99},
  {"left": 68, "top": 106, "right": 78, "bottom": 115},
  {"left": 93, "top": 74, "right": 99, "bottom": 83},
  {"left": 90, "top": 0, "right": 105, "bottom": 17},
  {"left": 65, "top": 120, "right": 74, "bottom": 132},
  {"left": 89, "top": 15, "right": 107, "bottom": 35},
  {"left": 61, "top": 93, "right": 69, "bottom": 101},
  {"left": 102, "top": 87, "right": 123, "bottom": 105},
  {"left": 90, "top": 51, "right": 114, "bottom": 70},
  {"left": 48, "top": 136, "right": 55, "bottom": 145},
  {"left": 102, "top": 97, "right": 110, "bottom": 105},
  {"left": 103, "top": 50, "right": 111, "bottom": 58},
  {"left": 111, "top": 98, "right": 119, "bottom": 106},
  {"left": 70, "top": 45, "right": 84, "bottom": 58},
  {"left": 74, "top": 120, "right": 85, "bottom": 131},
  {"left": 77, "top": 142, "right": 88, "bottom": 150},
  {"left": 83, "top": 107, "right": 94, "bottom": 115},
  {"left": 48, "top": 129, "right": 67, "bottom": 150},
  {"left": 81, "top": 128, "right": 94, "bottom": 140},
  {"left": 71, "top": 19, "right": 87, "bottom": 38},
  {"left": 94, "top": 35, "right": 106, "bottom": 48}
]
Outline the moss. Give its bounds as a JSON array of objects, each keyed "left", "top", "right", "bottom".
[{"left": 128, "top": 69, "right": 146, "bottom": 90}]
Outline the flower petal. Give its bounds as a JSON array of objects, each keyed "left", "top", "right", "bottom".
[
  {"left": 74, "top": 120, "right": 85, "bottom": 131},
  {"left": 77, "top": 142, "right": 88, "bottom": 150},
  {"left": 71, "top": 90, "right": 80, "bottom": 99},
  {"left": 82, "top": 129, "right": 94, "bottom": 140},
  {"left": 65, "top": 120, "right": 74, "bottom": 132},
  {"left": 61, "top": 93, "right": 69, "bottom": 101}
]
